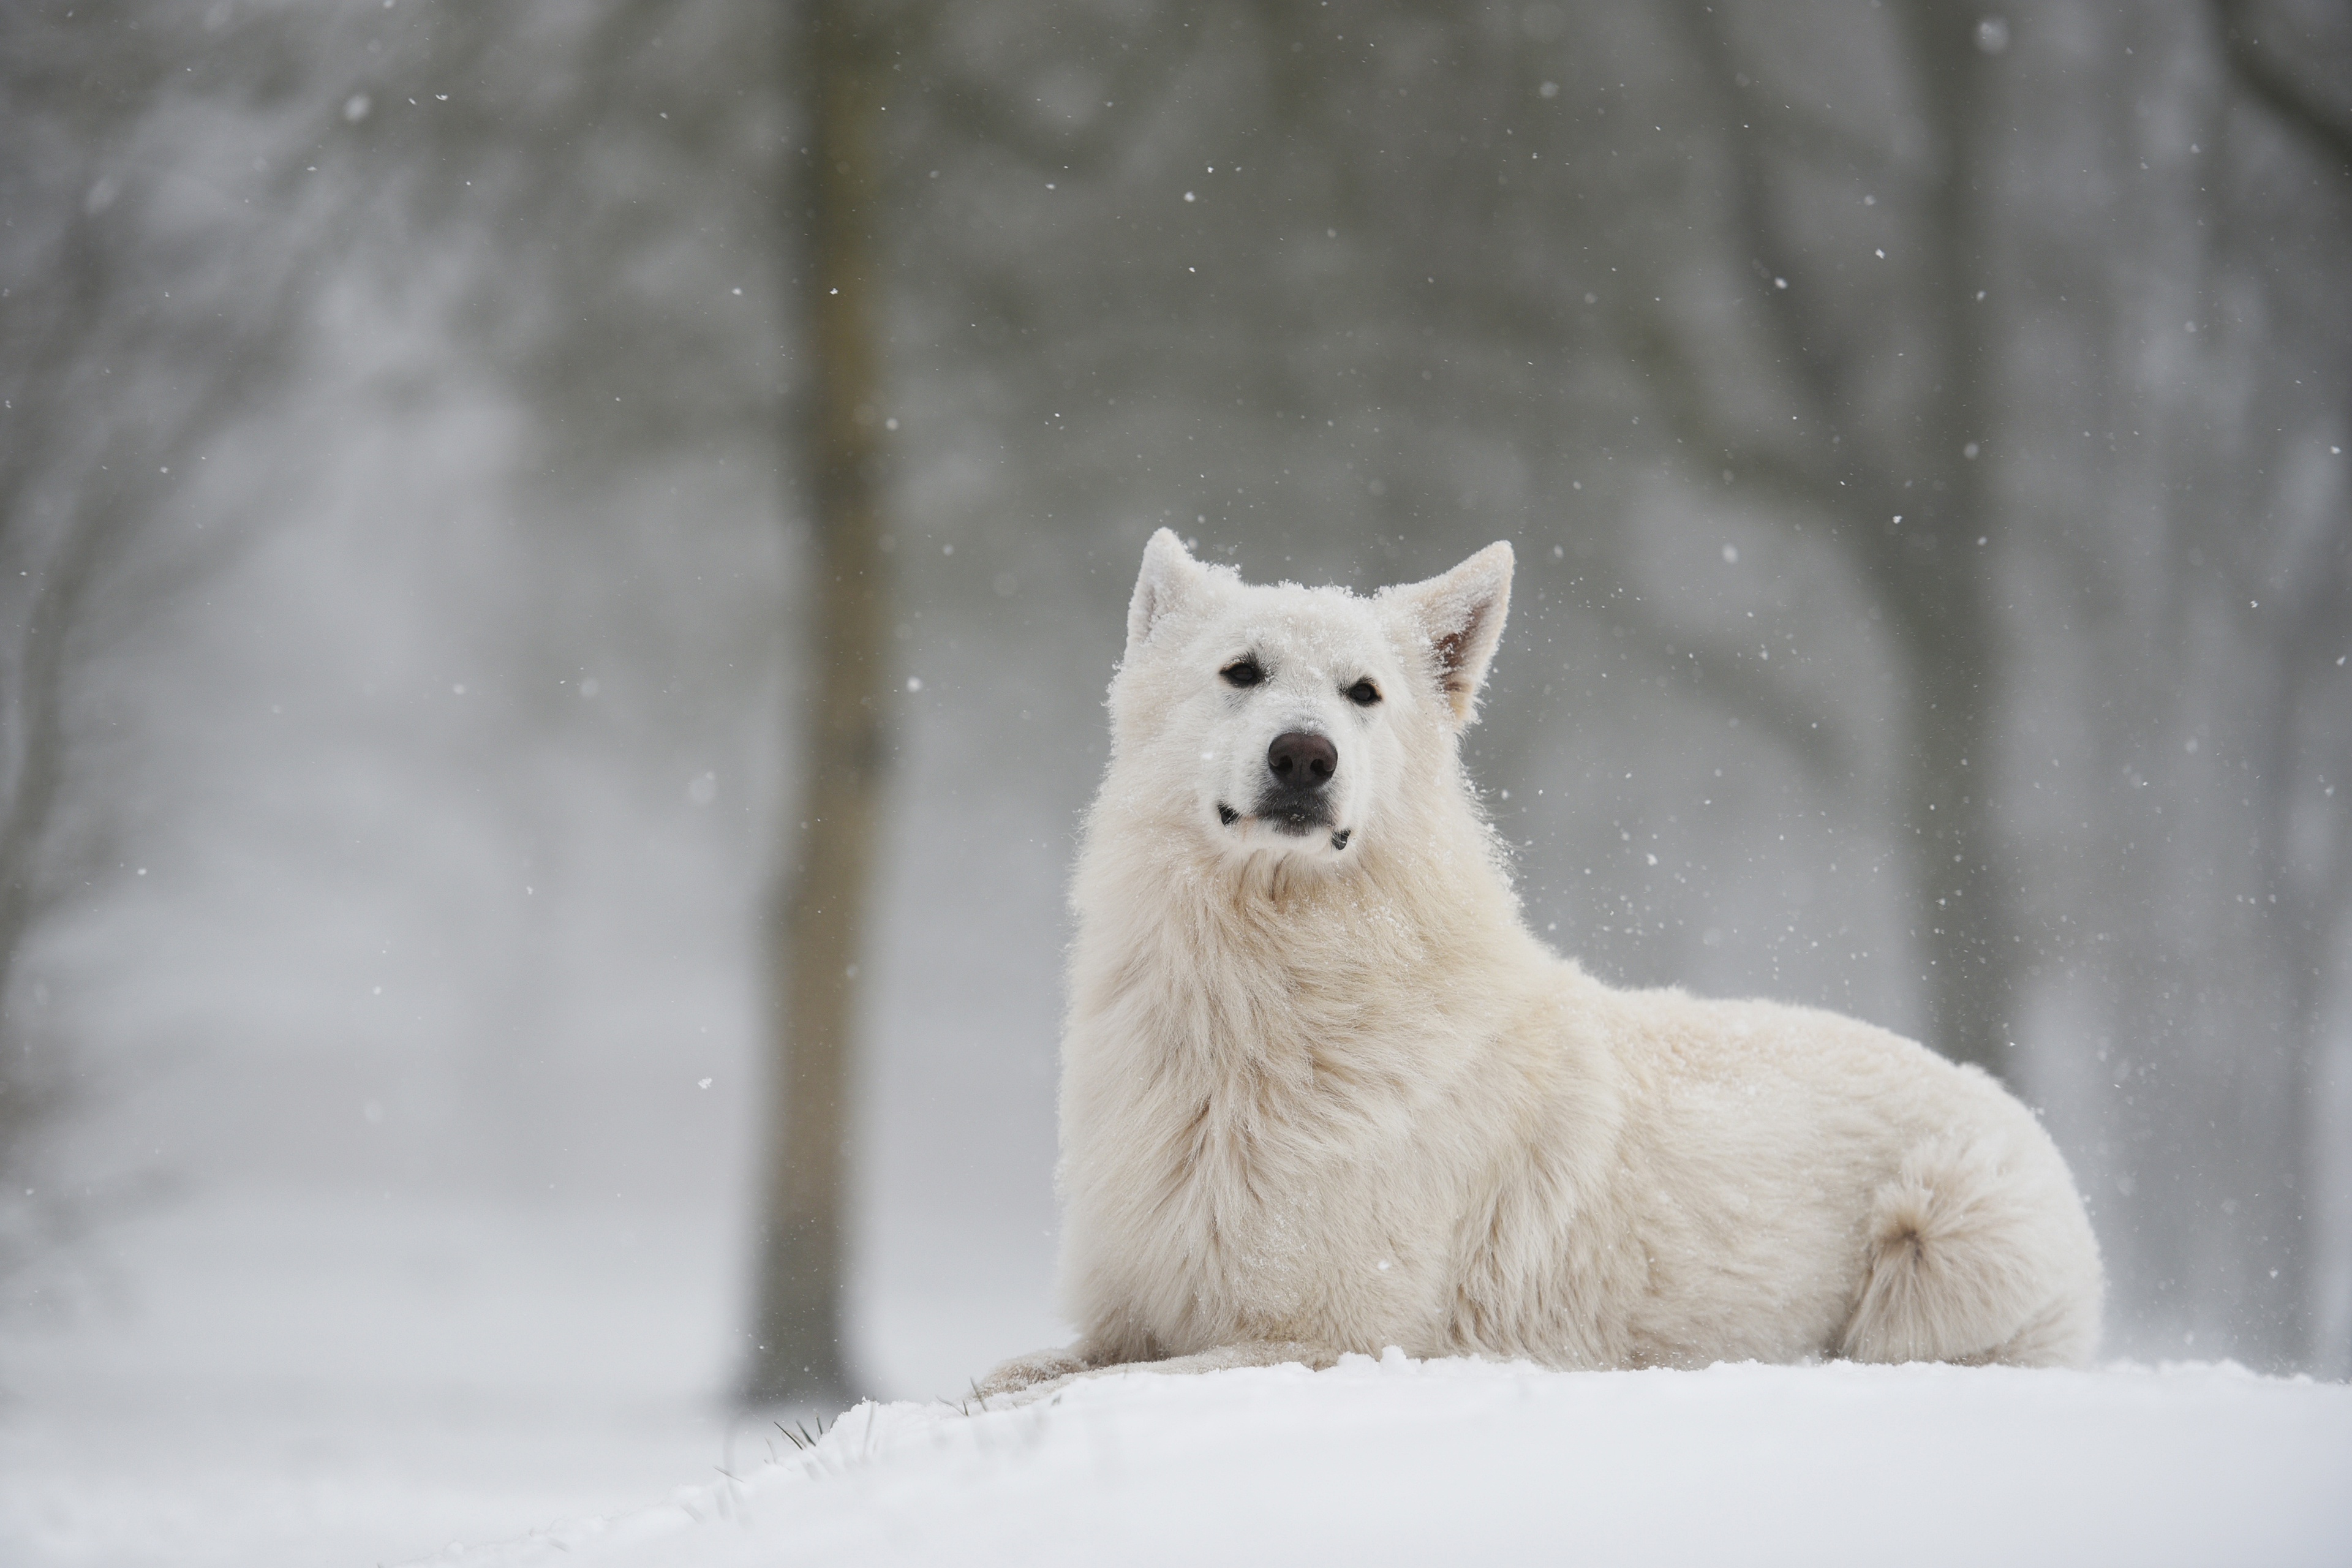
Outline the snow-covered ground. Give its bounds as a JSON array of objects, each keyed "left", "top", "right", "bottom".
[
  {"left": 420, "top": 1354, "right": 2350, "bottom": 1568},
  {"left": 4, "top": 1189, "right": 2347, "bottom": 1565},
  {"left": 0, "top": 1186, "right": 1054, "bottom": 1568}
]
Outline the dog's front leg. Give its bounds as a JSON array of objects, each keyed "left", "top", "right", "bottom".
[
  {"left": 971, "top": 1339, "right": 1119, "bottom": 1400},
  {"left": 979, "top": 1339, "right": 1348, "bottom": 1405},
  {"left": 1130, "top": 1340, "right": 1348, "bottom": 1378}
]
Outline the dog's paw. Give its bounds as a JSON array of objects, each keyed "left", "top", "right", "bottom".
[{"left": 972, "top": 1344, "right": 1095, "bottom": 1401}]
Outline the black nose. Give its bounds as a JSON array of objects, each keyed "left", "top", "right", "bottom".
[{"left": 1267, "top": 731, "right": 1338, "bottom": 790}]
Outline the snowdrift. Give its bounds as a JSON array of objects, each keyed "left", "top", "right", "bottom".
[{"left": 417, "top": 1353, "right": 2351, "bottom": 1568}]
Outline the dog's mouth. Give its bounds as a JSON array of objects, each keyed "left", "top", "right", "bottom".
[
  {"left": 1253, "top": 784, "right": 1332, "bottom": 837},
  {"left": 1217, "top": 800, "right": 1353, "bottom": 852}
]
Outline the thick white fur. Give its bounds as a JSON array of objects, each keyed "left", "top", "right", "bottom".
[{"left": 979, "top": 532, "right": 2101, "bottom": 1398}]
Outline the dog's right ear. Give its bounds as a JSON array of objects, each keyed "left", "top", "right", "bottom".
[
  {"left": 1388, "top": 541, "right": 1513, "bottom": 728},
  {"left": 1126, "top": 528, "right": 1211, "bottom": 652}
]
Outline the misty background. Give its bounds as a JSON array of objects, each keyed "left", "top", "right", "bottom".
[{"left": 1, "top": 0, "right": 2346, "bottom": 1559}]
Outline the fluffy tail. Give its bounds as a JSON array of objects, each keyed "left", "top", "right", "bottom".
[{"left": 1841, "top": 1135, "right": 2101, "bottom": 1367}]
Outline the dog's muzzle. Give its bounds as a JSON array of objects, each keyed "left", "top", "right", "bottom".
[{"left": 1254, "top": 730, "right": 1337, "bottom": 836}]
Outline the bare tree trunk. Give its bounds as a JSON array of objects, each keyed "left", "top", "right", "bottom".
[
  {"left": 1665, "top": 0, "right": 2019, "bottom": 1077},
  {"left": 0, "top": 512, "right": 102, "bottom": 1269},
  {"left": 744, "top": 0, "right": 892, "bottom": 1408},
  {"left": 2222, "top": 447, "right": 2352, "bottom": 1370},
  {"left": 1, "top": 4, "right": 309, "bottom": 1272},
  {"left": 1877, "top": 2, "right": 2016, "bottom": 1077},
  {"left": 2211, "top": 0, "right": 2352, "bottom": 1376},
  {"left": 0, "top": 505, "right": 118, "bottom": 1035},
  {"left": 1882, "top": 565, "right": 2011, "bottom": 1078}
]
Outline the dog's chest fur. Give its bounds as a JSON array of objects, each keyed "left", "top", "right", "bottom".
[{"left": 1058, "top": 838, "right": 1550, "bottom": 1360}]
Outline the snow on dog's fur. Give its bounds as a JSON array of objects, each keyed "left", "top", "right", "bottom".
[{"left": 979, "top": 532, "right": 2101, "bottom": 1397}]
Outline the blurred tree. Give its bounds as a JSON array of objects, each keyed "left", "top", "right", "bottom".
[
  {"left": 745, "top": 0, "right": 897, "bottom": 1407},
  {"left": 0, "top": 1, "right": 319, "bottom": 1289},
  {"left": 2158, "top": 0, "right": 2351, "bottom": 1366},
  {"left": 2217, "top": 0, "right": 2352, "bottom": 170},
  {"left": 1654, "top": 0, "right": 2019, "bottom": 1077}
]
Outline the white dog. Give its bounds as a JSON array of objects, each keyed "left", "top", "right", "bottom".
[{"left": 980, "top": 532, "right": 2101, "bottom": 1396}]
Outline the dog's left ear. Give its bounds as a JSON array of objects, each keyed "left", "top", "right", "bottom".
[{"left": 1388, "top": 541, "right": 1513, "bottom": 727}]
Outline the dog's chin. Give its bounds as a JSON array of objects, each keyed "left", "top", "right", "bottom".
[{"left": 1213, "top": 802, "right": 1356, "bottom": 858}]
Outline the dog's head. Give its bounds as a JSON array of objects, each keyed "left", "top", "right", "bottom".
[{"left": 1107, "top": 529, "right": 1512, "bottom": 870}]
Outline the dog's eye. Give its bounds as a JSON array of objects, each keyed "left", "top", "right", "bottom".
[
  {"left": 1221, "top": 659, "right": 1263, "bottom": 688},
  {"left": 1346, "top": 679, "right": 1381, "bottom": 707}
]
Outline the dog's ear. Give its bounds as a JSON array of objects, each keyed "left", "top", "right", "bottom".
[
  {"left": 1389, "top": 541, "right": 1513, "bottom": 726},
  {"left": 1127, "top": 528, "right": 1212, "bottom": 652}
]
